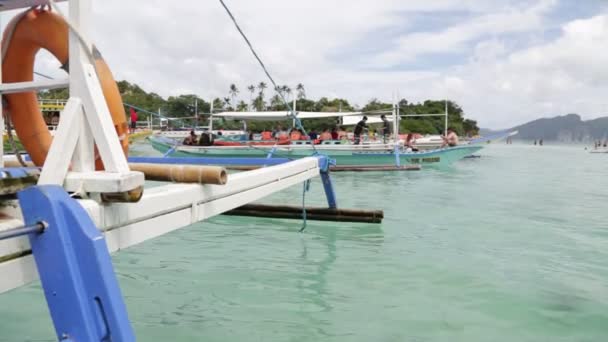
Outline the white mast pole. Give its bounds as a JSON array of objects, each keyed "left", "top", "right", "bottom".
[
  {"left": 292, "top": 97, "right": 296, "bottom": 129},
  {"left": 209, "top": 100, "right": 214, "bottom": 131},
  {"left": 392, "top": 94, "right": 398, "bottom": 141},
  {"left": 194, "top": 98, "right": 198, "bottom": 129},
  {"left": 395, "top": 100, "right": 399, "bottom": 138},
  {"left": 444, "top": 100, "right": 448, "bottom": 136}
]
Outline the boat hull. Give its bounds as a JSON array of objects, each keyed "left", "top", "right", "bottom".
[{"left": 148, "top": 136, "right": 483, "bottom": 167}]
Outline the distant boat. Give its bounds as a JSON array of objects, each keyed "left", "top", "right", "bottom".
[{"left": 590, "top": 148, "right": 608, "bottom": 154}]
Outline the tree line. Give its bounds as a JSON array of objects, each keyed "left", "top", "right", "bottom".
[{"left": 38, "top": 81, "right": 479, "bottom": 136}]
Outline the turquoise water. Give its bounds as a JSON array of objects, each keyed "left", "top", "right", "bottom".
[{"left": 1, "top": 143, "right": 608, "bottom": 341}]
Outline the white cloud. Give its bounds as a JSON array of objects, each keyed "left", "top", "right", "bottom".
[
  {"left": 434, "top": 14, "right": 608, "bottom": 128},
  {"left": 2, "top": 0, "right": 607, "bottom": 128},
  {"left": 370, "top": 0, "right": 556, "bottom": 66}
]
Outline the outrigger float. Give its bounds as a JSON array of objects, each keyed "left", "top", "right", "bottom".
[{"left": 0, "top": 1, "right": 381, "bottom": 340}]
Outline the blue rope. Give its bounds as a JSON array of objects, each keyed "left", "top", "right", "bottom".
[{"left": 298, "top": 179, "right": 311, "bottom": 233}]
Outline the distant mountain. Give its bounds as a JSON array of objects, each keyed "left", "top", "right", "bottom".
[{"left": 495, "top": 114, "right": 608, "bottom": 142}]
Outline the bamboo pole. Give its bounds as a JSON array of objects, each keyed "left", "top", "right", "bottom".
[
  {"left": 128, "top": 163, "right": 227, "bottom": 185},
  {"left": 4, "top": 160, "right": 228, "bottom": 185},
  {"left": 224, "top": 209, "right": 382, "bottom": 223},
  {"left": 224, "top": 204, "right": 384, "bottom": 223}
]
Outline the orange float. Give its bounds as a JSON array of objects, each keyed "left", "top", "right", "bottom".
[{"left": 1, "top": 9, "right": 128, "bottom": 168}]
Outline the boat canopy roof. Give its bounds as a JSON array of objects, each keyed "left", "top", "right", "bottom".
[{"left": 213, "top": 111, "right": 390, "bottom": 125}]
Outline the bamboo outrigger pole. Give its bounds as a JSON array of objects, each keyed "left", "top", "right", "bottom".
[
  {"left": 224, "top": 204, "right": 384, "bottom": 224},
  {"left": 4, "top": 160, "right": 228, "bottom": 185}
]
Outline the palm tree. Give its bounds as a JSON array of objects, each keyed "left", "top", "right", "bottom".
[
  {"left": 270, "top": 94, "right": 283, "bottom": 110},
  {"left": 253, "top": 94, "right": 265, "bottom": 111},
  {"left": 237, "top": 100, "right": 248, "bottom": 111},
  {"left": 296, "top": 83, "right": 306, "bottom": 99},
  {"left": 223, "top": 97, "right": 231, "bottom": 110},
  {"left": 257, "top": 82, "right": 267, "bottom": 96},
  {"left": 229, "top": 84, "right": 239, "bottom": 108},
  {"left": 247, "top": 84, "right": 255, "bottom": 109},
  {"left": 284, "top": 85, "right": 292, "bottom": 101}
]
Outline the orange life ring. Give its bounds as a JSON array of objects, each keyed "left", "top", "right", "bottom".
[{"left": 1, "top": 9, "right": 128, "bottom": 169}]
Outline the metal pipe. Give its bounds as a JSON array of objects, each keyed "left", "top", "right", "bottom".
[{"left": 0, "top": 222, "right": 45, "bottom": 241}]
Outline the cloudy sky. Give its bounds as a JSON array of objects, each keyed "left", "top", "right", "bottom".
[{"left": 3, "top": 0, "right": 608, "bottom": 128}]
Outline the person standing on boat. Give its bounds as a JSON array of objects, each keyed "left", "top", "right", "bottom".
[
  {"left": 129, "top": 107, "right": 138, "bottom": 133},
  {"left": 380, "top": 114, "right": 392, "bottom": 143},
  {"left": 442, "top": 128, "right": 459, "bottom": 147},
  {"left": 354, "top": 116, "right": 368, "bottom": 145}
]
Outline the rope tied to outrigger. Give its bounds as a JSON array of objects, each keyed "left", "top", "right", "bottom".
[{"left": 218, "top": 0, "right": 321, "bottom": 231}]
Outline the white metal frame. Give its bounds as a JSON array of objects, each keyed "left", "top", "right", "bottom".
[{"left": 0, "top": 156, "right": 322, "bottom": 293}]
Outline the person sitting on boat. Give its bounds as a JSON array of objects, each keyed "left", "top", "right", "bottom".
[
  {"left": 319, "top": 128, "right": 332, "bottom": 141},
  {"left": 308, "top": 129, "right": 318, "bottom": 141},
  {"left": 183, "top": 130, "right": 197, "bottom": 145},
  {"left": 354, "top": 116, "right": 368, "bottom": 145},
  {"left": 261, "top": 130, "right": 273, "bottom": 141},
  {"left": 380, "top": 115, "right": 392, "bottom": 143},
  {"left": 337, "top": 126, "right": 348, "bottom": 140},
  {"left": 274, "top": 125, "right": 288, "bottom": 140},
  {"left": 198, "top": 131, "right": 214, "bottom": 146},
  {"left": 442, "top": 128, "right": 459, "bottom": 147},
  {"left": 331, "top": 127, "right": 339, "bottom": 140},
  {"left": 290, "top": 128, "right": 302, "bottom": 141},
  {"left": 298, "top": 129, "right": 309, "bottom": 140},
  {"left": 405, "top": 133, "right": 419, "bottom": 152}
]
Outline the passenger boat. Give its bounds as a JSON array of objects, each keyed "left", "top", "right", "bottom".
[
  {"left": 148, "top": 134, "right": 483, "bottom": 167},
  {"left": 147, "top": 109, "right": 516, "bottom": 167}
]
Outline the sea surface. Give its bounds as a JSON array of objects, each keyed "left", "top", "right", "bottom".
[{"left": 1, "top": 142, "right": 608, "bottom": 341}]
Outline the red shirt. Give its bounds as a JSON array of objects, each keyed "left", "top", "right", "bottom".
[{"left": 130, "top": 107, "right": 138, "bottom": 122}]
